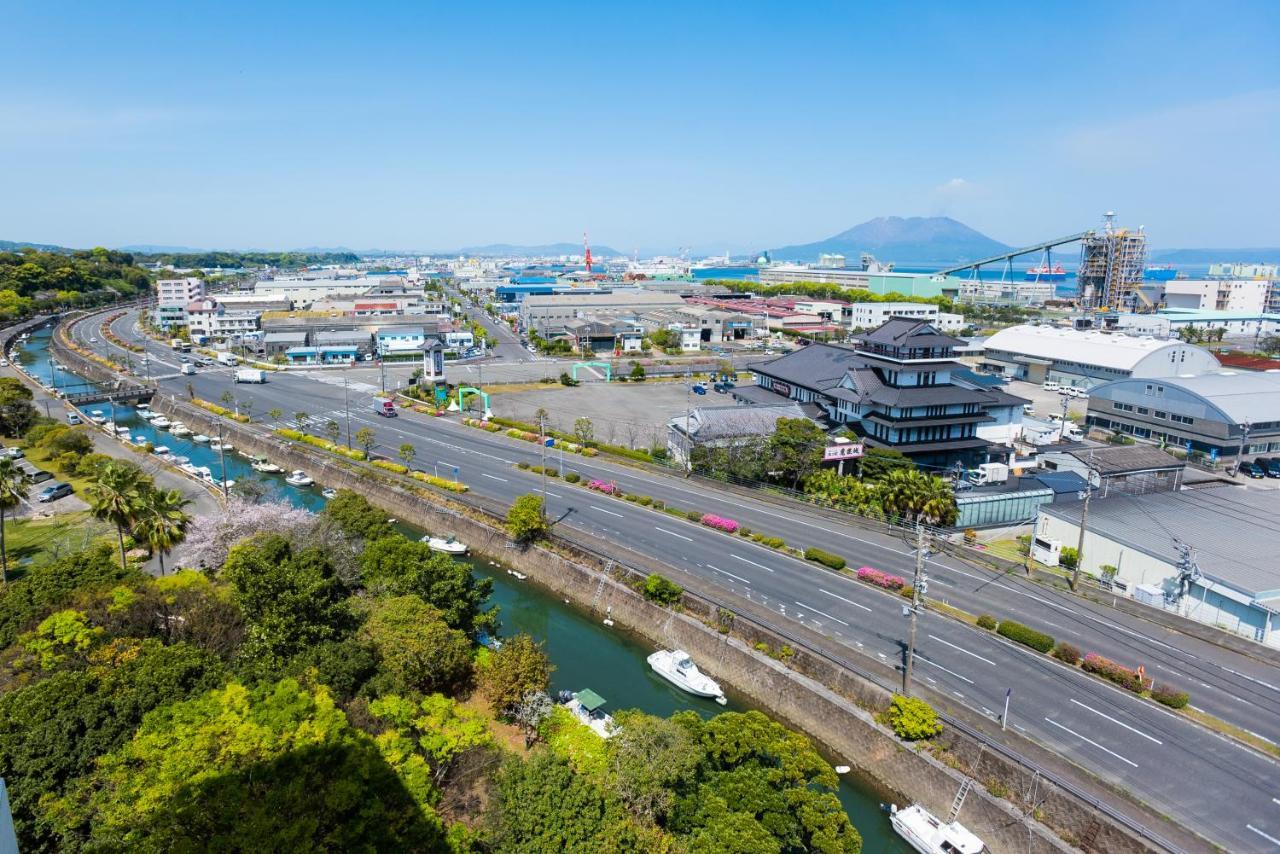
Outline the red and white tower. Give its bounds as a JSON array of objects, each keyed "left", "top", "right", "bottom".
[{"left": 583, "top": 231, "right": 593, "bottom": 273}]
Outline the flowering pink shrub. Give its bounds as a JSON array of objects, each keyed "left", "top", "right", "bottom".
[
  {"left": 587, "top": 479, "right": 619, "bottom": 495},
  {"left": 700, "top": 514, "right": 740, "bottom": 533},
  {"left": 856, "top": 566, "right": 905, "bottom": 590},
  {"left": 1081, "top": 653, "right": 1147, "bottom": 693}
]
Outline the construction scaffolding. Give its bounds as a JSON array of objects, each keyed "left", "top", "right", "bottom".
[{"left": 1077, "top": 212, "right": 1148, "bottom": 312}]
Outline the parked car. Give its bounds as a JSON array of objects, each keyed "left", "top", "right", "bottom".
[
  {"left": 1261, "top": 457, "right": 1280, "bottom": 478},
  {"left": 691, "top": 383, "right": 707, "bottom": 395},
  {"left": 37, "top": 482, "right": 72, "bottom": 503},
  {"left": 66, "top": 412, "right": 82, "bottom": 425},
  {"left": 1, "top": 447, "right": 22, "bottom": 459},
  {"left": 1240, "top": 460, "right": 1266, "bottom": 479}
]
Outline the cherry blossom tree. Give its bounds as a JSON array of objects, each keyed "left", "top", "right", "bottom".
[{"left": 177, "top": 498, "right": 315, "bottom": 571}]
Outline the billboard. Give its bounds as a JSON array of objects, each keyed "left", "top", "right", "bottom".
[{"left": 823, "top": 442, "right": 864, "bottom": 461}]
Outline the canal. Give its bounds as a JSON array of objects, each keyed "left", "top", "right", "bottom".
[{"left": 19, "top": 322, "right": 909, "bottom": 851}]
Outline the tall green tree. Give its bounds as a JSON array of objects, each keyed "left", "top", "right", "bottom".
[
  {"left": 358, "top": 595, "right": 472, "bottom": 695},
  {"left": 0, "top": 377, "right": 37, "bottom": 437},
  {"left": 767, "top": 417, "right": 827, "bottom": 488},
  {"left": 133, "top": 487, "right": 191, "bottom": 576},
  {"left": 358, "top": 535, "right": 493, "bottom": 632},
  {"left": 356, "top": 426, "right": 376, "bottom": 458},
  {"left": 479, "top": 633, "right": 553, "bottom": 717},
  {"left": 398, "top": 442, "right": 416, "bottom": 470},
  {"left": 325, "top": 419, "right": 341, "bottom": 447},
  {"left": 879, "top": 468, "right": 957, "bottom": 526},
  {"left": 506, "top": 494, "right": 546, "bottom": 543},
  {"left": 85, "top": 460, "right": 147, "bottom": 572},
  {"left": 0, "top": 455, "right": 28, "bottom": 583}
]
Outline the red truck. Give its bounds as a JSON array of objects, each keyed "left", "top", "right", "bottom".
[{"left": 373, "top": 398, "right": 397, "bottom": 418}]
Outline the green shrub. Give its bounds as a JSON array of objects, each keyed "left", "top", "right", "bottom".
[
  {"left": 685, "top": 510, "right": 702, "bottom": 522},
  {"left": 1051, "top": 642, "right": 1081, "bottom": 665},
  {"left": 564, "top": 471, "right": 581, "bottom": 483},
  {"left": 638, "top": 495, "right": 652, "bottom": 506},
  {"left": 1151, "top": 683, "right": 1190, "bottom": 709},
  {"left": 624, "top": 493, "right": 638, "bottom": 502},
  {"left": 517, "top": 460, "right": 530, "bottom": 470},
  {"left": 898, "top": 585, "right": 914, "bottom": 601},
  {"left": 976, "top": 614, "right": 997, "bottom": 631},
  {"left": 762, "top": 536, "right": 785, "bottom": 549},
  {"left": 997, "top": 620, "right": 1055, "bottom": 653},
  {"left": 884, "top": 694, "right": 942, "bottom": 741},
  {"left": 642, "top": 574, "right": 683, "bottom": 606},
  {"left": 803, "top": 548, "right": 846, "bottom": 570},
  {"left": 1059, "top": 546, "right": 1079, "bottom": 570},
  {"left": 371, "top": 460, "right": 408, "bottom": 474}
]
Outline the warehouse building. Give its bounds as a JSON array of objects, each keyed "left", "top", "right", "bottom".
[
  {"left": 1087, "top": 371, "right": 1280, "bottom": 462},
  {"left": 518, "top": 292, "right": 684, "bottom": 332},
  {"left": 1036, "top": 488, "right": 1280, "bottom": 647},
  {"left": 980, "top": 325, "right": 1220, "bottom": 389}
]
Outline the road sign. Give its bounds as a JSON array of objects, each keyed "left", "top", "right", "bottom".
[{"left": 823, "top": 442, "right": 864, "bottom": 461}]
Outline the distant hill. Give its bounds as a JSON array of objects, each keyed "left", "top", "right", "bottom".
[
  {"left": 1149, "top": 247, "right": 1280, "bottom": 265},
  {"left": 117, "top": 243, "right": 210, "bottom": 254},
  {"left": 0, "top": 239, "right": 71, "bottom": 253},
  {"left": 457, "top": 242, "right": 623, "bottom": 258},
  {"left": 767, "top": 216, "right": 1010, "bottom": 265}
]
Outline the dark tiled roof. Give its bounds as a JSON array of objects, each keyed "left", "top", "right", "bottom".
[
  {"left": 854, "top": 317, "right": 959, "bottom": 349},
  {"left": 750, "top": 343, "right": 858, "bottom": 389},
  {"left": 1067, "top": 445, "right": 1184, "bottom": 475}
]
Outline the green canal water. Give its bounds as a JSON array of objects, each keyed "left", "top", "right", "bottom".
[{"left": 23, "top": 323, "right": 908, "bottom": 851}]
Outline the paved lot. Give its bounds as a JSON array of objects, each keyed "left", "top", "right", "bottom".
[
  {"left": 1006, "top": 378, "right": 1088, "bottom": 421},
  {"left": 490, "top": 379, "right": 705, "bottom": 449}
]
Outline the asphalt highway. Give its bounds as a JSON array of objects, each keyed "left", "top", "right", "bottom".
[{"left": 77, "top": 309, "right": 1280, "bottom": 851}]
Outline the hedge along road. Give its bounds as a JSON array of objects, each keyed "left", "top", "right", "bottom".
[{"left": 90, "top": 310, "right": 1280, "bottom": 850}]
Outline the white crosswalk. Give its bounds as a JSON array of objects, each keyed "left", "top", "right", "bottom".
[{"left": 300, "top": 373, "right": 381, "bottom": 394}]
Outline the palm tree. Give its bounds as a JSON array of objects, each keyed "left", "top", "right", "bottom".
[
  {"left": 879, "top": 468, "right": 958, "bottom": 526},
  {"left": 86, "top": 461, "right": 146, "bottom": 572},
  {"left": 0, "top": 457, "right": 28, "bottom": 583},
  {"left": 134, "top": 488, "right": 191, "bottom": 576}
]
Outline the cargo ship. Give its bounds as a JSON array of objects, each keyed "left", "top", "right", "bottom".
[
  {"left": 1024, "top": 263, "right": 1066, "bottom": 281},
  {"left": 1143, "top": 264, "right": 1179, "bottom": 281}
]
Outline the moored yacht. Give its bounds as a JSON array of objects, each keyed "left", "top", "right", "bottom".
[
  {"left": 889, "top": 803, "right": 986, "bottom": 854},
  {"left": 285, "top": 470, "right": 313, "bottom": 487},
  {"left": 422, "top": 534, "right": 467, "bottom": 555},
  {"left": 647, "top": 649, "right": 727, "bottom": 704},
  {"left": 250, "top": 454, "right": 281, "bottom": 473}
]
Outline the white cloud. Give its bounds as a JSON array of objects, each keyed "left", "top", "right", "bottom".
[{"left": 935, "top": 177, "right": 971, "bottom": 195}]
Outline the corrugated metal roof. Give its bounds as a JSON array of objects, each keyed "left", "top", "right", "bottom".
[
  {"left": 1123, "top": 371, "right": 1280, "bottom": 424},
  {"left": 1040, "top": 488, "right": 1280, "bottom": 598}
]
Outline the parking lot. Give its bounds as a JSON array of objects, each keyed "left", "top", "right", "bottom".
[{"left": 1006, "top": 379, "right": 1089, "bottom": 421}]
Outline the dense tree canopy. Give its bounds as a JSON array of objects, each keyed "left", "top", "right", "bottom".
[
  {"left": 0, "top": 248, "right": 150, "bottom": 316},
  {"left": 359, "top": 536, "right": 494, "bottom": 633}
]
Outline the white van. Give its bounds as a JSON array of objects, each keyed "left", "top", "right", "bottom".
[
  {"left": 181, "top": 363, "right": 196, "bottom": 375},
  {"left": 1042, "top": 380, "right": 1060, "bottom": 392}
]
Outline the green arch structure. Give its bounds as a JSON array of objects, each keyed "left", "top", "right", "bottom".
[
  {"left": 571, "top": 361, "right": 612, "bottom": 382},
  {"left": 451, "top": 385, "right": 492, "bottom": 417}
]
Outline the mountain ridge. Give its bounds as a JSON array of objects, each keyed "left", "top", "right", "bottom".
[{"left": 767, "top": 216, "right": 1011, "bottom": 264}]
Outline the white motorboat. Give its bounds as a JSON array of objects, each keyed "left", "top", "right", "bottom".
[
  {"left": 136, "top": 403, "right": 150, "bottom": 413},
  {"left": 88, "top": 410, "right": 106, "bottom": 424},
  {"left": 210, "top": 439, "right": 233, "bottom": 452},
  {"left": 115, "top": 426, "right": 131, "bottom": 436},
  {"left": 285, "top": 470, "right": 313, "bottom": 487},
  {"left": 192, "top": 434, "right": 211, "bottom": 444},
  {"left": 646, "top": 649, "right": 727, "bottom": 704},
  {"left": 151, "top": 415, "right": 172, "bottom": 429},
  {"left": 151, "top": 445, "right": 170, "bottom": 455},
  {"left": 321, "top": 487, "right": 338, "bottom": 500},
  {"left": 170, "top": 423, "right": 192, "bottom": 438},
  {"left": 137, "top": 409, "right": 157, "bottom": 420},
  {"left": 422, "top": 535, "right": 467, "bottom": 555},
  {"left": 250, "top": 455, "right": 281, "bottom": 473},
  {"left": 133, "top": 435, "right": 148, "bottom": 445},
  {"left": 889, "top": 804, "right": 986, "bottom": 854}
]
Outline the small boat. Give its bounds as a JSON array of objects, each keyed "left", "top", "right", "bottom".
[
  {"left": 151, "top": 415, "right": 172, "bottom": 429},
  {"left": 422, "top": 535, "right": 467, "bottom": 555},
  {"left": 560, "top": 689, "right": 617, "bottom": 739},
  {"left": 174, "top": 455, "right": 190, "bottom": 466},
  {"left": 136, "top": 403, "right": 150, "bottom": 413},
  {"left": 133, "top": 435, "right": 148, "bottom": 444},
  {"left": 285, "top": 470, "right": 313, "bottom": 487},
  {"left": 889, "top": 804, "right": 986, "bottom": 854},
  {"left": 210, "top": 439, "right": 233, "bottom": 452},
  {"left": 192, "top": 434, "right": 211, "bottom": 443},
  {"left": 170, "top": 423, "right": 192, "bottom": 437},
  {"left": 88, "top": 410, "right": 106, "bottom": 424},
  {"left": 507, "top": 569, "right": 527, "bottom": 581},
  {"left": 138, "top": 410, "right": 157, "bottom": 421},
  {"left": 647, "top": 649, "right": 727, "bottom": 704},
  {"left": 250, "top": 455, "right": 281, "bottom": 473},
  {"left": 115, "top": 426, "right": 131, "bottom": 436},
  {"left": 152, "top": 445, "right": 170, "bottom": 455},
  {"left": 321, "top": 487, "right": 338, "bottom": 500}
]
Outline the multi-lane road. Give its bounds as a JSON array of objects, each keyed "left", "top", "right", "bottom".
[{"left": 74, "top": 308, "right": 1280, "bottom": 851}]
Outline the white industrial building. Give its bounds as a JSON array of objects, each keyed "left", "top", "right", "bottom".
[
  {"left": 156, "top": 277, "right": 204, "bottom": 307},
  {"left": 1160, "top": 279, "right": 1271, "bottom": 313},
  {"left": 980, "top": 325, "right": 1220, "bottom": 389},
  {"left": 1036, "top": 488, "right": 1280, "bottom": 648}
]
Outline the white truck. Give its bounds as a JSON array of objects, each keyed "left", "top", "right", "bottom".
[
  {"left": 234, "top": 368, "right": 267, "bottom": 384},
  {"left": 968, "top": 462, "right": 1010, "bottom": 486},
  {"left": 215, "top": 352, "right": 239, "bottom": 367}
]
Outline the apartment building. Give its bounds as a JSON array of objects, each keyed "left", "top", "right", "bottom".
[{"left": 156, "top": 277, "right": 204, "bottom": 307}]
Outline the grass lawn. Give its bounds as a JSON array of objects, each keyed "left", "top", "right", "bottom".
[{"left": 2, "top": 510, "right": 111, "bottom": 573}]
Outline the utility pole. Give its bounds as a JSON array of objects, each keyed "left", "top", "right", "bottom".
[
  {"left": 903, "top": 523, "right": 927, "bottom": 695},
  {"left": 343, "top": 376, "right": 353, "bottom": 450},
  {"left": 1233, "top": 419, "right": 1251, "bottom": 476},
  {"left": 1070, "top": 453, "right": 1095, "bottom": 590},
  {"left": 538, "top": 411, "right": 548, "bottom": 519}
]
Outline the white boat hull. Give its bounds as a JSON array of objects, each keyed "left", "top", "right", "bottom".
[{"left": 647, "top": 650, "right": 726, "bottom": 701}]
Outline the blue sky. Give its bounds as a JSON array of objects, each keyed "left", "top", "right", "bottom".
[{"left": 2, "top": 1, "right": 1277, "bottom": 253}]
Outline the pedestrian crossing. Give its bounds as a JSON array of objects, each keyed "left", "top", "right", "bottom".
[{"left": 300, "top": 373, "right": 381, "bottom": 394}]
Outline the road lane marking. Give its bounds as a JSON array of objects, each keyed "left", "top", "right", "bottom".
[
  {"left": 927, "top": 634, "right": 996, "bottom": 665},
  {"left": 1273, "top": 797, "right": 1280, "bottom": 807},
  {"left": 1223, "top": 667, "right": 1280, "bottom": 694},
  {"left": 707, "top": 564, "right": 750, "bottom": 584},
  {"left": 794, "top": 601, "right": 849, "bottom": 627},
  {"left": 818, "top": 588, "right": 872, "bottom": 613},
  {"left": 654, "top": 526, "right": 693, "bottom": 542},
  {"left": 1044, "top": 718, "right": 1138, "bottom": 768},
  {"left": 480, "top": 473, "right": 508, "bottom": 482},
  {"left": 914, "top": 654, "right": 974, "bottom": 684},
  {"left": 1068, "top": 699, "right": 1163, "bottom": 745},
  {"left": 731, "top": 554, "right": 774, "bottom": 573},
  {"left": 1247, "top": 824, "right": 1280, "bottom": 847},
  {"left": 592, "top": 505, "right": 625, "bottom": 518},
  {"left": 542, "top": 491, "right": 561, "bottom": 499}
]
